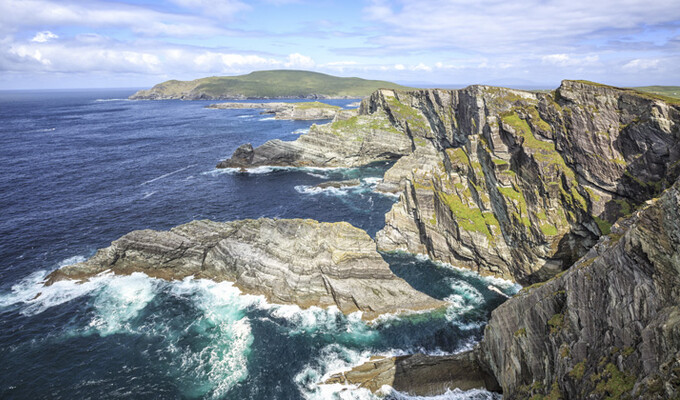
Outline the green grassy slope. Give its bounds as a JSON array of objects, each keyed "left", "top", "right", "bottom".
[
  {"left": 133, "top": 70, "right": 413, "bottom": 99},
  {"left": 631, "top": 86, "right": 680, "bottom": 102}
]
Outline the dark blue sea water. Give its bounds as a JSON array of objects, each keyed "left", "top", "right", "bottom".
[{"left": 0, "top": 90, "right": 517, "bottom": 399}]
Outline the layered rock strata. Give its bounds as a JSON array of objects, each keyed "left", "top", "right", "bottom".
[
  {"left": 46, "top": 218, "right": 445, "bottom": 320},
  {"left": 216, "top": 108, "right": 411, "bottom": 169},
  {"left": 324, "top": 352, "right": 500, "bottom": 396},
  {"left": 474, "top": 175, "right": 680, "bottom": 398},
  {"left": 207, "top": 101, "right": 341, "bottom": 120}
]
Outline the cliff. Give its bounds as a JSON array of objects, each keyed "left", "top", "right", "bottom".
[
  {"left": 129, "top": 70, "right": 412, "bottom": 100},
  {"left": 212, "top": 81, "right": 680, "bottom": 397},
  {"left": 46, "top": 218, "right": 445, "bottom": 320},
  {"left": 327, "top": 175, "right": 680, "bottom": 398},
  {"left": 478, "top": 174, "right": 680, "bottom": 398},
  {"left": 220, "top": 81, "right": 680, "bottom": 284}
]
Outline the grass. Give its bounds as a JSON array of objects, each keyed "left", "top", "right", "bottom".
[
  {"left": 593, "top": 216, "right": 612, "bottom": 235},
  {"left": 540, "top": 223, "right": 558, "bottom": 236},
  {"left": 293, "top": 101, "right": 341, "bottom": 110},
  {"left": 330, "top": 113, "right": 403, "bottom": 136},
  {"left": 594, "top": 363, "right": 635, "bottom": 399},
  {"left": 135, "top": 70, "right": 414, "bottom": 99},
  {"left": 438, "top": 191, "right": 498, "bottom": 240},
  {"left": 569, "top": 361, "right": 586, "bottom": 380},
  {"left": 568, "top": 80, "right": 680, "bottom": 106},
  {"left": 548, "top": 313, "right": 565, "bottom": 334}
]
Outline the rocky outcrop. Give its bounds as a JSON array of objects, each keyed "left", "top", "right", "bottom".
[
  {"left": 206, "top": 101, "right": 341, "bottom": 120},
  {"left": 314, "top": 179, "right": 361, "bottom": 189},
  {"left": 216, "top": 109, "right": 412, "bottom": 168},
  {"left": 46, "top": 218, "right": 445, "bottom": 320},
  {"left": 324, "top": 351, "right": 500, "bottom": 396},
  {"left": 474, "top": 175, "right": 680, "bottom": 399}
]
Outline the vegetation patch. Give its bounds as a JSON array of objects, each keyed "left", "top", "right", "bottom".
[
  {"left": 330, "top": 113, "right": 403, "bottom": 136},
  {"left": 594, "top": 363, "right": 635, "bottom": 399},
  {"left": 548, "top": 313, "right": 565, "bottom": 334},
  {"left": 294, "top": 101, "right": 341, "bottom": 110},
  {"left": 594, "top": 216, "right": 612, "bottom": 235},
  {"left": 540, "top": 223, "right": 558, "bottom": 236},
  {"left": 385, "top": 97, "right": 430, "bottom": 135},
  {"left": 569, "top": 361, "right": 586, "bottom": 380},
  {"left": 438, "top": 191, "right": 495, "bottom": 241},
  {"left": 446, "top": 147, "right": 470, "bottom": 166}
]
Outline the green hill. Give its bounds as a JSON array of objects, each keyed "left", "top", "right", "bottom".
[
  {"left": 130, "top": 70, "right": 413, "bottom": 100},
  {"left": 631, "top": 86, "right": 680, "bottom": 103}
]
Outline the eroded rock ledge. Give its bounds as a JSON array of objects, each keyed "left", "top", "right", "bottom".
[
  {"left": 207, "top": 101, "right": 342, "bottom": 120},
  {"left": 46, "top": 218, "right": 445, "bottom": 320},
  {"left": 324, "top": 351, "right": 500, "bottom": 396}
]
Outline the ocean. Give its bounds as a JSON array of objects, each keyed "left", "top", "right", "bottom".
[{"left": 0, "top": 89, "right": 516, "bottom": 399}]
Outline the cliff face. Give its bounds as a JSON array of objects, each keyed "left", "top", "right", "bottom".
[
  {"left": 371, "top": 82, "right": 680, "bottom": 283},
  {"left": 479, "top": 176, "right": 680, "bottom": 399},
  {"left": 218, "top": 82, "right": 679, "bottom": 283},
  {"left": 47, "top": 218, "right": 445, "bottom": 320}
]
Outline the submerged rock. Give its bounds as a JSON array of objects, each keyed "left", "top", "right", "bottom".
[
  {"left": 207, "top": 101, "right": 341, "bottom": 120},
  {"left": 46, "top": 218, "right": 445, "bottom": 320},
  {"left": 314, "top": 179, "right": 361, "bottom": 189},
  {"left": 324, "top": 352, "right": 500, "bottom": 396}
]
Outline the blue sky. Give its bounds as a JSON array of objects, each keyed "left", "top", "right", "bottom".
[{"left": 0, "top": 0, "right": 679, "bottom": 89}]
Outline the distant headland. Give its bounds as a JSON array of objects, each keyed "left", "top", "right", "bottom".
[{"left": 129, "top": 70, "right": 413, "bottom": 100}]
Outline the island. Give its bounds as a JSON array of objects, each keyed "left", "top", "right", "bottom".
[{"left": 129, "top": 70, "right": 412, "bottom": 100}]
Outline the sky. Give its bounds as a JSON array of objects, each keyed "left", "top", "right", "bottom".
[{"left": 0, "top": 0, "right": 679, "bottom": 89}]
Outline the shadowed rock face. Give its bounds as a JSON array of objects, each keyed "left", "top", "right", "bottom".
[
  {"left": 324, "top": 352, "right": 501, "bottom": 396},
  {"left": 46, "top": 218, "right": 446, "bottom": 320},
  {"left": 475, "top": 176, "right": 680, "bottom": 399}
]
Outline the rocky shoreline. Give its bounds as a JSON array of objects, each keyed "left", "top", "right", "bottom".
[
  {"left": 53, "top": 80, "right": 680, "bottom": 398},
  {"left": 212, "top": 80, "right": 680, "bottom": 398},
  {"left": 47, "top": 218, "right": 445, "bottom": 320},
  {"left": 206, "top": 101, "right": 342, "bottom": 120}
]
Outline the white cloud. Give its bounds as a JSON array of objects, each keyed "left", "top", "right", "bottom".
[
  {"left": 0, "top": 0, "right": 238, "bottom": 37},
  {"left": 412, "top": 63, "right": 431, "bottom": 72},
  {"left": 169, "top": 0, "right": 250, "bottom": 19},
  {"left": 622, "top": 58, "right": 661, "bottom": 71},
  {"left": 541, "top": 53, "right": 600, "bottom": 67},
  {"left": 362, "top": 0, "right": 680, "bottom": 56},
  {"left": 0, "top": 38, "right": 319, "bottom": 77},
  {"left": 394, "top": 63, "right": 405, "bottom": 70},
  {"left": 31, "top": 31, "right": 58, "bottom": 43},
  {"left": 285, "top": 53, "right": 315, "bottom": 69}
]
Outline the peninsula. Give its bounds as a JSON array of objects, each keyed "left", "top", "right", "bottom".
[{"left": 206, "top": 101, "right": 343, "bottom": 120}]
